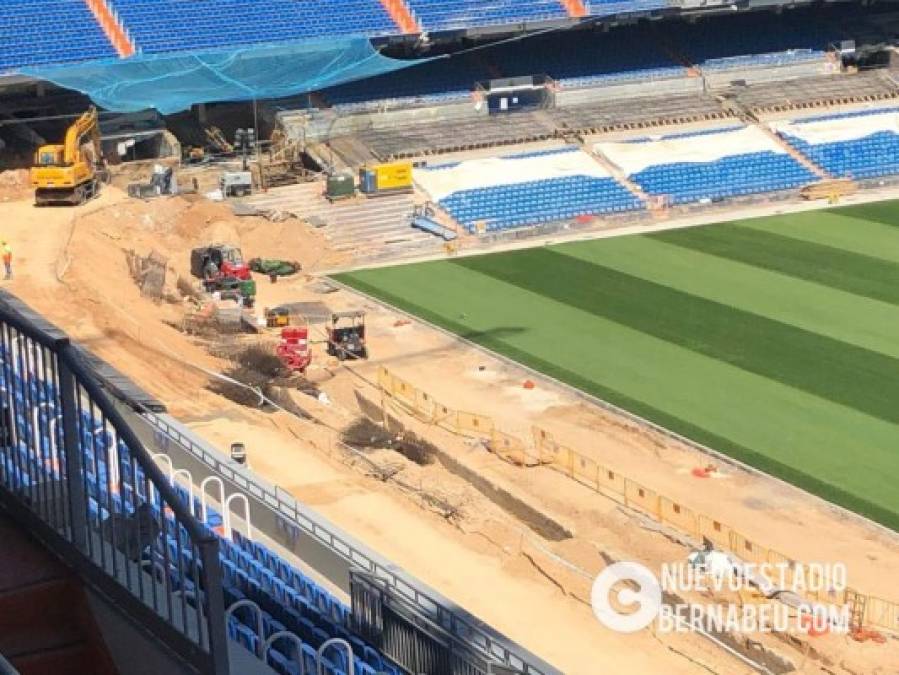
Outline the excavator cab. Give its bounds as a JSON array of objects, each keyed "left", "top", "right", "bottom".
[{"left": 34, "top": 146, "right": 66, "bottom": 166}]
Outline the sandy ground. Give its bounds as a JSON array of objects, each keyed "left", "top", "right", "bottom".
[{"left": 2, "top": 180, "right": 897, "bottom": 675}]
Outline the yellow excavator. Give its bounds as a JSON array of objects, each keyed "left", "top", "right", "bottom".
[{"left": 31, "top": 106, "right": 107, "bottom": 206}]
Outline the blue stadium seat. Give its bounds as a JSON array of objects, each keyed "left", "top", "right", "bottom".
[
  {"left": 107, "top": 0, "right": 397, "bottom": 54},
  {"left": 1, "top": 362, "right": 399, "bottom": 675},
  {"left": 629, "top": 151, "right": 816, "bottom": 204},
  {"left": 779, "top": 110, "right": 899, "bottom": 180},
  {"left": 0, "top": 0, "right": 116, "bottom": 72},
  {"left": 668, "top": 10, "right": 840, "bottom": 70},
  {"left": 405, "top": 0, "right": 566, "bottom": 32},
  {"left": 433, "top": 161, "right": 644, "bottom": 233}
]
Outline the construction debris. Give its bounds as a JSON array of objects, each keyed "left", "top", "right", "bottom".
[{"left": 126, "top": 249, "right": 168, "bottom": 299}]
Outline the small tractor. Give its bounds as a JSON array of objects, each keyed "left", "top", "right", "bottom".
[
  {"left": 276, "top": 327, "right": 312, "bottom": 373},
  {"left": 266, "top": 306, "right": 291, "bottom": 328},
  {"left": 190, "top": 244, "right": 255, "bottom": 306},
  {"left": 191, "top": 244, "right": 251, "bottom": 282},
  {"left": 326, "top": 311, "right": 368, "bottom": 361}
]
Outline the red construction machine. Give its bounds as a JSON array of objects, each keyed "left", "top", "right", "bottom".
[
  {"left": 190, "top": 244, "right": 251, "bottom": 282},
  {"left": 276, "top": 327, "right": 312, "bottom": 373}
]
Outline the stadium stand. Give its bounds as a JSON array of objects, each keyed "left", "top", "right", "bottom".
[
  {"left": 105, "top": 0, "right": 398, "bottom": 53},
  {"left": 669, "top": 10, "right": 840, "bottom": 71},
  {"left": 587, "top": 0, "right": 668, "bottom": 18},
  {"left": 416, "top": 147, "right": 643, "bottom": 232},
  {"left": 0, "top": 289, "right": 560, "bottom": 675},
  {"left": 774, "top": 108, "right": 899, "bottom": 180},
  {"left": 0, "top": 0, "right": 117, "bottom": 71},
  {"left": 595, "top": 126, "right": 817, "bottom": 204},
  {"left": 488, "top": 24, "right": 683, "bottom": 87},
  {"left": 322, "top": 51, "right": 489, "bottom": 109},
  {"left": 321, "top": 9, "right": 844, "bottom": 111},
  {"left": 1, "top": 346, "right": 401, "bottom": 675},
  {"left": 403, "top": 0, "right": 567, "bottom": 32}
]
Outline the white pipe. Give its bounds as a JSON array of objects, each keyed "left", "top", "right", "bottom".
[
  {"left": 48, "top": 414, "right": 62, "bottom": 455},
  {"left": 151, "top": 452, "right": 175, "bottom": 481},
  {"left": 226, "top": 599, "right": 265, "bottom": 658},
  {"left": 264, "top": 631, "right": 305, "bottom": 675},
  {"left": 151, "top": 452, "right": 175, "bottom": 505},
  {"left": 224, "top": 492, "right": 251, "bottom": 541},
  {"left": 31, "top": 402, "right": 51, "bottom": 456},
  {"left": 316, "top": 638, "right": 354, "bottom": 675},
  {"left": 171, "top": 468, "right": 194, "bottom": 513},
  {"left": 95, "top": 427, "right": 119, "bottom": 490},
  {"left": 0, "top": 387, "right": 14, "bottom": 448},
  {"left": 200, "top": 475, "right": 225, "bottom": 526}
]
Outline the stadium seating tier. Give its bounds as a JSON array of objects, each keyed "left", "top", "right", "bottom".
[{"left": 0, "top": 0, "right": 116, "bottom": 71}]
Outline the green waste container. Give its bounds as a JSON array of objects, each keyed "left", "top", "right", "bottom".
[{"left": 326, "top": 172, "right": 355, "bottom": 201}]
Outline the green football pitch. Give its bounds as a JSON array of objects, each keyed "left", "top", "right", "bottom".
[{"left": 334, "top": 201, "right": 899, "bottom": 531}]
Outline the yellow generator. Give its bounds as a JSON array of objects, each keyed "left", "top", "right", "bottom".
[
  {"left": 31, "top": 106, "right": 107, "bottom": 206},
  {"left": 359, "top": 161, "right": 413, "bottom": 196}
]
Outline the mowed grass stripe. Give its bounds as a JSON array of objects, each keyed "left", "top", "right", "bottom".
[
  {"left": 735, "top": 210, "right": 899, "bottom": 265},
  {"left": 336, "top": 263, "right": 899, "bottom": 528},
  {"left": 650, "top": 225, "right": 899, "bottom": 305},
  {"left": 556, "top": 236, "right": 899, "bottom": 360},
  {"left": 826, "top": 199, "right": 899, "bottom": 228},
  {"left": 453, "top": 248, "right": 899, "bottom": 425}
]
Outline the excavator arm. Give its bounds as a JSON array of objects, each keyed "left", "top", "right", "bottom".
[{"left": 63, "top": 106, "right": 99, "bottom": 166}]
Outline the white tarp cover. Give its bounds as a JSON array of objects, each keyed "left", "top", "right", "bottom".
[
  {"left": 771, "top": 109, "right": 899, "bottom": 145},
  {"left": 594, "top": 126, "right": 785, "bottom": 176},
  {"left": 414, "top": 149, "right": 611, "bottom": 202}
]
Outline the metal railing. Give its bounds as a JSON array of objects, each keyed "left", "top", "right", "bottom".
[
  {"left": 143, "top": 409, "right": 560, "bottom": 675},
  {"left": 0, "top": 298, "right": 229, "bottom": 675}
]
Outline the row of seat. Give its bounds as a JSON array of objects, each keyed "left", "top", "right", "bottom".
[
  {"left": 674, "top": 9, "right": 839, "bottom": 69},
  {"left": 781, "top": 131, "right": 899, "bottom": 180},
  {"left": 106, "top": 0, "right": 397, "bottom": 53},
  {"left": 0, "top": 0, "right": 115, "bottom": 71},
  {"left": 404, "top": 0, "right": 566, "bottom": 32},
  {"left": 629, "top": 152, "right": 817, "bottom": 204},
  {"left": 438, "top": 174, "right": 644, "bottom": 232},
  {"left": 319, "top": 8, "right": 846, "bottom": 111}
]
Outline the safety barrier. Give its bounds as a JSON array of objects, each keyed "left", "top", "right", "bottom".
[
  {"left": 378, "top": 367, "right": 496, "bottom": 438},
  {"left": 0, "top": 295, "right": 229, "bottom": 673},
  {"left": 378, "top": 366, "right": 899, "bottom": 636}
]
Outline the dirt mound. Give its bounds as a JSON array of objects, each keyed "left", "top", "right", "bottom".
[{"left": 0, "top": 169, "right": 30, "bottom": 201}]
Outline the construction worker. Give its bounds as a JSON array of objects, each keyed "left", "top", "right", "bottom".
[{"left": 1, "top": 241, "right": 11, "bottom": 280}]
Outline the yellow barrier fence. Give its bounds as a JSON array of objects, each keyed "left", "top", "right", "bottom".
[
  {"left": 379, "top": 366, "right": 495, "bottom": 438},
  {"left": 490, "top": 429, "right": 535, "bottom": 466},
  {"left": 377, "top": 367, "right": 898, "bottom": 635},
  {"left": 864, "top": 597, "right": 899, "bottom": 634}
]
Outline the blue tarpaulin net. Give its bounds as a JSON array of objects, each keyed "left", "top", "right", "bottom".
[{"left": 21, "top": 37, "right": 426, "bottom": 114}]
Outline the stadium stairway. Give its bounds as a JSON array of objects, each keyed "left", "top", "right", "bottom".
[
  {"left": 378, "top": 0, "right": 420, "bottom": 34},
  {"left": 0, "top": 510, "right": 118, "bottom": 675},
  {"left": 754, "top": 120, "right": 829, "bottom": 179},
  {"left": 243, "top": 182, "right": 438, "bottom": 256},
  {"left": 83, "top": 0, "right": 135, "bottom": 57},
  {"left": 588, "top": 146, "right": 651, "bottom": 206}
]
